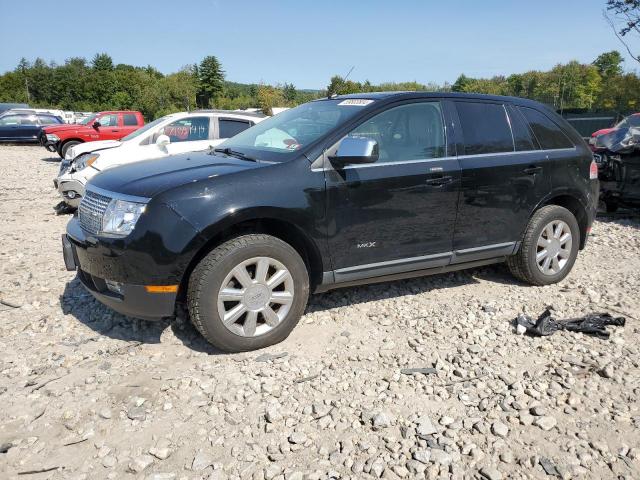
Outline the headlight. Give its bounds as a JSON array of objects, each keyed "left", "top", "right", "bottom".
[
  {"left": 75, "top": 153, "right": 99, "bottom": 171},
  {"left": 101, "top": 200, "right": 146, "bottom": 237},
  {"left": 46, "top": 134, "right": 60, "bottom": 142}
]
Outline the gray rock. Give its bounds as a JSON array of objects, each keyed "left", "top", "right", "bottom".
[
  {"left": 480, "top": 466, "right": 502, "bottom": 480},
  {"left": 491, "top": 421, "right": 509, "bottom": 438},
  {"left": 416, "top": 416, "right": 438, "bottom": 437},
  {"left": 413, "top": 449, "right": 431, "bottom": 464},
  {"left": 192, "top": 451, "right": 214, "bottom": 471},
  {"left": 430, "top": 449, "right": 452, "bottom": 466},
  {"left": 372, "top": 412, "right": 392, "bottom": 429},
  {"left": 533, "top": 416, "right": 557, "bottom": 431},
  {"left": 288, "top": 431, "right": 307, "bottom": 444},
  {"left": 128, "top": 454, "right": 154, "bottom": 473}
]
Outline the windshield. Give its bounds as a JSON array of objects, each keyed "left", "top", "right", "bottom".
[
  {"left": 217, "top": 99, "right": 374, "bottom": 161},
  {"left": 121, "top": 115, "right": 171, "bottom": 142},
  {"left": 79, "top": 114, "right": 98, "bottom": 125}
]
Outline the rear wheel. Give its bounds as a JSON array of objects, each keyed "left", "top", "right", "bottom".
[
  {"left": 507, "top": 205, "right": 580, "bottom": 286},
  {"left": 60, "top": 140, "right": 81, "bottom": 159},
  {"left": 187, "top": 234, "right": 309, "bottom": 352}
]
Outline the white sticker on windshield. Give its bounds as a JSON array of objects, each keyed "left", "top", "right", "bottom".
[{"left": 338, "top": 99, "right": 374, "bottom": 106}]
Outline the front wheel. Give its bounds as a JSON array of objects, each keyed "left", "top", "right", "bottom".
[
  {"left": 60, "top": 140, "right": 81, "bottom": 159},
  {"left": 187, "top": 234, "right": 309, "bottom": 352},
  {"left": 507, "top": 205, "right": 580, "bottom": 286}
]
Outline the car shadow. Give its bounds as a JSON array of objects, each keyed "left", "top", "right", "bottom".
[
  {"left": 60, "top": 277, "right": 223, "bottom": 355},
  {"left": 596, "top": 208, "right": 640, "bottom": 230},
  {"left": 305, "top": 264, "right": 503, "bottom": 313},
  {"left": 60, "top": 264, "right": 511, "bottom": 354}
]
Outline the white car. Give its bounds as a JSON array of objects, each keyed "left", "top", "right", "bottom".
[{"left": 55, "top": 110, "right": 266, "bottom": 208}]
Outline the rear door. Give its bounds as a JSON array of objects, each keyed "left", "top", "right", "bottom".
[
  {"left": 451, "top": 101, "right": 551, "bottom": 262},
  {"left": 122, "top": 113, "right": 142, "bottom": 136},
  {"left": 325, "top": 100, "right": 461, "bottom": 279}
]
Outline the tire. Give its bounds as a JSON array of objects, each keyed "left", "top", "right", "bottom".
[
  {"left": 60, "top": 140, "right": 81, "bottom": 159},
  {"left": 187, "top": 234, "right": 309, "bottom": 352},
  {"left": 507, "top": 205, "right": 580, "bottom": 286}
]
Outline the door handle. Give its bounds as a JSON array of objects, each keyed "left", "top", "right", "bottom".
[
  {"left": 425, "top": 175, "right": 453, "bottom": 186},
  {"left": 523, "top": 166, "right": 542, "bottom": 175}
]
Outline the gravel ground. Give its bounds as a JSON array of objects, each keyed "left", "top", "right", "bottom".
[{"left": 0, "top": 145, "right": 639, "bottom": 480}]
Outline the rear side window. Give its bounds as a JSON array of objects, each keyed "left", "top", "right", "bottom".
[
  {"left": 123, "top": 114, "right": 138, "bottom": 126},
  {"left": 506, "top": 105, "right": 536, "bottom": 151},
  {"left": 38, "top": 115, "right": 62, "bottom": 125},
  {"left": 456, "top": 102, "right": 513, "bottom": 155},
  {"left": 519, "top": 107, "right": 574, "bottom": 150},
  {"left": 219, "top": 119, "right": 251, "bottom": 139}
]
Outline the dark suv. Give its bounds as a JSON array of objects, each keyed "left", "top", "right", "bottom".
[{"left": 62, "top": 93, "right": 599, "bottom": 352}]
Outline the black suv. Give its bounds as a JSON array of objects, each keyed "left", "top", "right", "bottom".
[{"left": 62, "top": 93, "right": 599, "bottom": 352}]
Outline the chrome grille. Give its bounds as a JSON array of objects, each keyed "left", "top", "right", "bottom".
[{"left": 78, "top": 190, "right": 112, "bottom": 235}]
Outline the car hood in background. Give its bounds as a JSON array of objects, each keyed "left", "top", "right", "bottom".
[
  {"left": 592, "top": 127, "right": 616, "bottom": 138},
  {"left": 43, "top": 124, "right": 93, "bottom": 135},
  {"left": 89, "top": 151, "right": 269, "bottom": 199},
  {"left": 69, "top": 140, "right": 121, "bottom": 159}
]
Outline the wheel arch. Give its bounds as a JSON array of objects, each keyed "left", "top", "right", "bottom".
[
  {"left": 538, "top": 193, "right": 589, "bottom": 249},
  {"left": 177, "top": 214, "right": 324, "bottom": 303}
]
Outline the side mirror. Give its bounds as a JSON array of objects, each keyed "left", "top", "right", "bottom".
[
  {"left": 92, "top": 120, "right": 101, "bottom": 128},
  {"left": 156, "top": 134, "right": 170, "bottom": 147},
  {"left": 329, "top": 136, "right": 379, "bottom": 168}
]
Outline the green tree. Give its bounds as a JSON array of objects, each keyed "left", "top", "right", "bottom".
[
  {"left": 91, "top": 53, "right": 114, "bottom": 71},
  {"left": 283, "top": 82, "right": 297, "bottom": 102},
  {"left": 593, "top": 50, "right": 624, "bottom": 78},
  {"left": 197, "top": 55, "right": 225, "bottom": 108}
]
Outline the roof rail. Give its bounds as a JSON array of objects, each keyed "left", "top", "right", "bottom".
[{"left": 193, "top": 109, "right": 267, "bottom": 118}]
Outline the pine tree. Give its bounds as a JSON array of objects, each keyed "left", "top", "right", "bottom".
[{"left": 198, "top": 56, "right": 225, "bottom": 108}]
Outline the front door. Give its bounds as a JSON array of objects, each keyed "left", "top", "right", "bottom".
[
  {"left": 95, "top": 114, "right": 121, "bottom": 140},
  {"left": 324, "top": 100, "right": 460, "bottom": 281}
]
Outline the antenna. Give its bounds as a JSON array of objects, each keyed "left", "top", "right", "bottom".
[{"left": 343, "top": 66, "right": 355, "bottom": 82}]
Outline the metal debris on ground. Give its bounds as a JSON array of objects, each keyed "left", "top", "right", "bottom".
[
  {"left": 400, "top": 367, "right": 437, "bottom": 375},
  {"left": 516, "top": 307, "right": 625, "bottom": 339}
]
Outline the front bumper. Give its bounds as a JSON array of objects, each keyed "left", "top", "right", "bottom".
[
  {"left": 40, "top": 132, "right": 59, "bottom": 152},
  {"left": 63, "top": 220, "right": 177, "bottom": 321}
]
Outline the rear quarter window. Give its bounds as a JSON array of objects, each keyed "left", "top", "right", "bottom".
[
  {"left": 519, "top": 107, "right": 574, "bottom": 150},
  {"left": 123, "top": 114, "right": 139, "bottom": 126},
  {"left": 455, "top": 102, "right": 514, "bottom": 155},
  {"left": 219, "top": 119, "right": 251, "bottom": 138}
]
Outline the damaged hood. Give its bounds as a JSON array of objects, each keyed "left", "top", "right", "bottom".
[
  {"left": 89, "top": 151, "right": 269, "bottom": 198},
  {"left": 69, "top": 140, "right": 121, "bottom": 158},
  {"left": 596, "top": 127, "right": 640, "bottom": 153}
]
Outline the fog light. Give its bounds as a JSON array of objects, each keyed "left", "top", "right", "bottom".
[
  {"left": 105, "top": 280, "right": 123, "bottom": 295},
  {"left": 66, "top": 191, "right": 78, "bottom": 199}
]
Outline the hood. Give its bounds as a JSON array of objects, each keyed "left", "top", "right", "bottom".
[
  {"left": 44, "top": 123, "right": 92, "bottom": 134},
  {"left": 597, "top": 127, "right": 640, "bottom": 154},
  {"left": 68, "top": 140, "right": 121, "bottom": 159},
  {"left": 89, "top": 151, "right": 269, "bottom": 198},
  {"left": 592, "top": 127, "right": 616, "bottom": 138}
]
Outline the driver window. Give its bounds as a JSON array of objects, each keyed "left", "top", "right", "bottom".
[
  {"left": 158, "top": 117, "right": 209, "bottom": 142},
  {"left": 347, "top": 102, "right": 446, "bottom": 163},
  {"left": 97, "top": 114, "right": 118, "bottom": 127}
]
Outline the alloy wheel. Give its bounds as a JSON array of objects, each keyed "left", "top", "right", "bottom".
[
  {"left": 536, "top": 220, "right": 573, "bottom": 275},
  {"left": 217, "top": 256, "right": 294, "bottom": 337}
]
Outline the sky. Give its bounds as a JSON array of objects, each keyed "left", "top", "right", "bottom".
[{"left": 0, "top": 0, "right": 637, "bottom": 89}]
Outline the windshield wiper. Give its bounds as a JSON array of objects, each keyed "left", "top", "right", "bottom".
[{"left": 213, "top": 147, "right": 258, "bottom": 162}]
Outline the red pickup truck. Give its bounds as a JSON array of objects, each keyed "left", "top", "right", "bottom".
[{"left": 40, "top": 111, "right": 145, "bottom": 158}]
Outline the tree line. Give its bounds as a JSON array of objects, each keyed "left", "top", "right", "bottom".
[
  {"left": 0, "top": 53, "right": 318, "bottom": 120},
  {"left": 1, "top": 51, "right": 639, "bottom": 121},
  {"left": 327, "top": 51, "right": 640, "bottom": 114}
]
